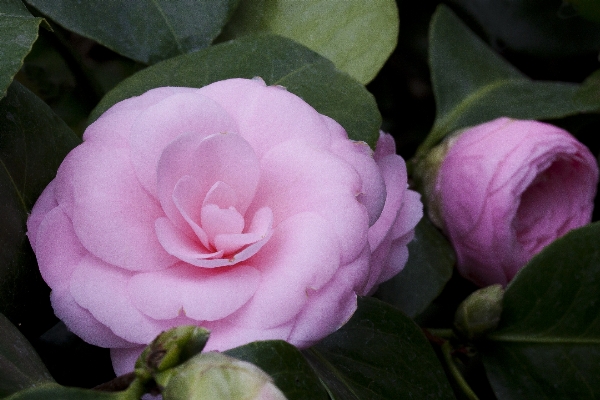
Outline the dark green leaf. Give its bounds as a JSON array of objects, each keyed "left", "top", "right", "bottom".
[
  {"left": 416, "top": 5, "right": 600, "bottom": 158},
  {"left": 3, "top": 382, "right": 142, "bottom": 400},
  {"left": 0, "top": 313, "right": 53, "bottom": 397},
  {"left": 452, "top": 0, "right": 600, "bottom": 56},
  {"left": 90, "top": 34, "right": 380, "bottom": 148},
  {"left": 482, "top": 222, "right": 600, "bottom": 399},
  {"left": 226, "top": 341, "right": 329, "bottom": 400},
  {"left": 304, "top": 296, "right": 455, "bottom": 400},
  {"left": 0, "top": 81, "right": 80, "bottom": 334},
  {"left": 25, "top": 0, "right": 239, "bottom": 64},
  {"left": 220, "top": 0, "right": 398, "bottom": 84},
  {"left": 375, "top": 217, "right": 455, "bottom": 318},
  {"left": 0, "top": 0, "right": 44, "bottom": 98}
]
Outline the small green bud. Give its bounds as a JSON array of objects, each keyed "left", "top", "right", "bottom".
[
  {"left": 413, "top": 129, "right": 464, "bottom": 231},
  {"left": 160, "top": 352, "right": 287, "bottom": 400},
  {"left": 135, "top": 326, "right": 210, "bottom": 378},
  {"left": 454, "top": 284, "right": 504, "bottom": 340}
]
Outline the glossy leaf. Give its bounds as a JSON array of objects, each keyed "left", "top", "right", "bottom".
[
  {"left": 24, "top": 0, "right": 240, "bottom": 64},
  {"left": 375, "top": 217, "right": 455, "bottom": 318},
  {"left": 416, "top": 5, "right": 600, "bottom": 158},
  {"left": 482, "top": 222, "right": 600, "bottom": 399},
  {"left": 220, "top": 0, "right": 398, "bottom": 84},
  {"left": 90, "top": 34, "right": 381, "bottom": 148},
  {"left": 0, "top": 81, "right": 80, "bottom": 333},
  {"left": 0, "top": 313, "right": 53, "bottom": 397},
  {"left": 304, "top": 297, "right": 455, "bottom": 400},
  {"left": 226, "top": 340, "right": 329, "bottom": 400},
  {"left": 0, "top": 0, "right": 45, "bottom": 98}
]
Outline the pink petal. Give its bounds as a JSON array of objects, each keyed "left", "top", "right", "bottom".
[
  {"left": 248, "top": 139, "right": 369, "bottom": 265},
  {"left": 212, "top": 207, "right": 273, "bottom": 255},
  {"left": 51, "top": 290, "right": 134, "bottom": 348},
  {"left": 198, "top": 78, "right": 332, "bottom": 157},
  {"left": 201, "top": 204, "right": 245, "bottom": 241},
  {"left": 288, "top": 287, "right": 357, "bottom": 348},
  {"left": 69, "top": 256, "right": 173, "bottom": 344},
  {"left": 27, "top": 179, "right": 58, "bottom": 252},
  {"left": 331, "top": 138, "right": 386, "bottom": 226},
  {"left": 155, "top": 217, "right": 224, "bottom": 265},
  {"left": 33, "top": 206, "right": 86, "bottom": 292},
  {"left": 374, "top": 131, "right": 397, "bottom": 161},
  {"left": 111, "top": 346, "right": 145, "bottom": 376},
  {"left": 128, "top": 263, "right": 260, "bottom": 321},
  {"left": 368, "top": 154, "right": 409, "bottom": 251},
  {"left": 129, "top": 92, "right": 238, "bottom": 196},
  {"left": 231, "top": 212, "right": 341, "bottom": 329},
  {"left": 157, "top": 132, "right": 260, "bottom": 232},
  {"left": 203, "top": 181, "right": 238, "bottom": 209},
  {"left": 68, "top": 143, "right": 175, "bottom": 271},
  {"left": 171, "top": 175, "right": 215, "bottom": 247},
  {"left": 100, "top": 87, "right": 194, "bottom": 119},
  {"left": 391, "top": 189, "right": 423, "bottom": 239}
]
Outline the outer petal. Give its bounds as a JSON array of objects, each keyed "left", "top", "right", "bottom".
[
  {"left": 198, "top": 78, "right": 332, "bottom": 157},
  {"left": 368, "top": 154, "right": 409, "bottom": 251},
  {"left": 231, "top": 212, "right": 341, "bottom": 329},
  {"left": 287, "top": 246, "right": 371, "bottom": 347},
  {"left": 69, "top": 256, "right": 175, "bottom": 344},
  {"left": 34, "top": 206, "right": 86, "bottom": 292},
  {"left": 330, "top": 137, "right": 386, "bottom": 226},
  {"left": 127, "top": 263, "right": 261, "bottom": 321},
  {"left": 67, "top": 143, "right": 175, "bottom": 271},
  {"left": 51, "top": 290, "right": 133, "bottom": 348},
  {"left": 111, "top": 346, "right": 146, "bottom": 377},
  {"left": 27, "top": 179, "right": 58, "bottom": 252}
]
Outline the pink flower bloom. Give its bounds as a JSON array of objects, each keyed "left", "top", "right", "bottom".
[
  {"left": 429, "top": 117, "right": 598, "bottom": 287},
  {"left": 27, "top": 78, "right": 422, "bottom": 375}
]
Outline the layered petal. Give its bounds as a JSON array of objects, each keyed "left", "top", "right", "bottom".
[
  {"left": 67, "top": 143, "right": 175, "bottom": 271},
  {"left": 231, "top": 212, "right": 341, "bottom": 329},
  {"left": 249, "top": 139, "right": 369, "bottom": 264},
  {"left": 129, "top": 92, "right": 237, "bottom": 196},
  {"left": 128, "top": 263, "right": 260, "bottom": 321},
  {"left": 198, "top": 78, "right": 332, "bottom": 157},
  {"left": 157, "top": 132, "right": 260, "bottom": 234}
]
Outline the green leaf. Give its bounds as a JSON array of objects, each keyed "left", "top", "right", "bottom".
[
  {"left": 90, "top": 33, "right": 381, "bottom": 148},
  {"left": 0, "top": 81, "right": 80, "bottom": 333},
  {"left": 304, "top": 297, "right": 455, "bottom": 400},
  {"left": 482, "top": 222, "right": 600, "bottom": 399},
  {"left": 226, "top": 341, "right": 329, "bottom": 400},
  {"left": 452, "top": 0, "right": 600, "bottom": 56},
  {"left": 220, "top": 0, "right": 398, "bottom": 84},
  {"left": 375, "top": 217, "right": 455, "bottom": 318},
  {"left": 24, "top": 0, "right": 240, "bottom": 64},
  {"left": 0, "top": 313, "right": 53, "bottom": 397},
  {"left": 416, "top": 5, "right": 600, "bottom": 158},
  {"left": 0, "top": 0, "right": 45, "bottom": 99},
  {"left": 3, "top": 382, "right": 143, "bottom": 400}
]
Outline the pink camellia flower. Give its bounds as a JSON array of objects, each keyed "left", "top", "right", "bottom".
[
  {"left": 425, "top": 117, "right": 598, "bottom": 287},
  {"left": 27, "top": 78, "right": 422, "bottom": 375}
]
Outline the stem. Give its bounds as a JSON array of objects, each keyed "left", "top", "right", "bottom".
[{"left": 441, "top": 341, "right": 479, "bottom": 400}]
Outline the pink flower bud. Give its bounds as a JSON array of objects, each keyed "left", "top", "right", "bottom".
[{"left": 426, "top": 117, "right": 598, "bottom": 287}]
